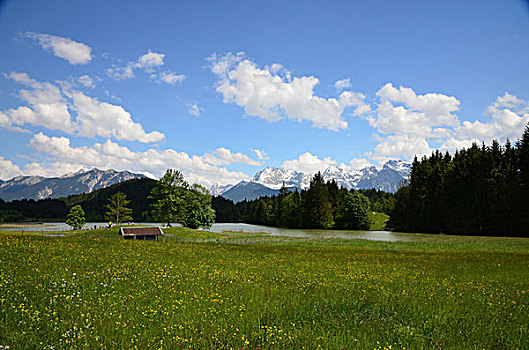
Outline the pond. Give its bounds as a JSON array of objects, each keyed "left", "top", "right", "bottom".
[{"left": 0, "top": 222, "right": 415, "bottom": 242}]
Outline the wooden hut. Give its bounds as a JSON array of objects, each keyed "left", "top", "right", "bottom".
[{"left": 120, "top": 227, "right": 164, "bottom": 241}]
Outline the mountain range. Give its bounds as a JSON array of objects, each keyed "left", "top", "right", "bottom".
[
  {"left": 216, "top": 160, "right": 411, "bottom": 202},
  {"left": 0, "top": 160, "right": 411, "bottom": 203},
  {"left": 0, "top": 168, "right": 145, "bottom": 202}
]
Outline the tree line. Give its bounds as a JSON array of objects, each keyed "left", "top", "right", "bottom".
[
  {"left": 389, "top": 124, "right": 529, "bottom": 236},
  {"left": 64, "top": 169, "right": 215, "bottom": 229},
  {"left": 212, "top": 173, "right": 393, "bottom": 230}
]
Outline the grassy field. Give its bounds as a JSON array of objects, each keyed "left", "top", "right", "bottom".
[{"left": 0, "top": 227, "right": 528, "bottom": 349}]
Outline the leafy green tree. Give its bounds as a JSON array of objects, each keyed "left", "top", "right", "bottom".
[
  {"left": 66, "top": 205, "right": 85, "bottom": 230},
  {"left": 149, "top": 169, "right": 189, "bottom": 226},
  {"left": 105, "top": 192, "right": 133, "bottom": 224},
  {"left": 335, "top": 192, "right": 371, "bottom": 230},
  {"left": 182, "top": 184, "right": 215, "bottom": 229}
]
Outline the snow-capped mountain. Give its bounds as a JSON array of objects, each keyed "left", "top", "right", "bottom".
[
  {"left": 252, "top": 167, "right": 311, "bottom": 190},
  {"left": 383, "top": 160, "right": 412, "bottom": 179},
  {"left": 321, "top": 165, "right": 363, "bottom": 190},
  {"left": 210, "top": 183, "right": 234, "bottom": 196},
  {"left": 0, "top": 168, "right": 145, "bottom": 201},
  {"left": 212, "top": 160, "right": 411, "bottom": 202}
]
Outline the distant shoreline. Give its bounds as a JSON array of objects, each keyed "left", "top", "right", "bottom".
[{"left": 0, "top": 223, "right": 44, "bottom": 228}]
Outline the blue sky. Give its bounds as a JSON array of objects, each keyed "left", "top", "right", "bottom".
[{"left": 0, "top": 0, "right": 528, "bottom": 186}]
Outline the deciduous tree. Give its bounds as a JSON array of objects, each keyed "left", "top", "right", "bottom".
[
  {"left": 66, "top": 205, "right": 85, "bottom": 230},
  {"left": 149, "top": 169, "right": 188, "bottom": 226},
  {"left": 105, "top": 192, "right": 133, "bottom": 224}
]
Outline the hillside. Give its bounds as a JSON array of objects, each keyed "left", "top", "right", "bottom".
[{"left": 0, "top": 178, "right": 156, "bottom": 222}]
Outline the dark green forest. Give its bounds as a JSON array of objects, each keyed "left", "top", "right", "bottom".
[
  {"left": 389, "top": 125, "right": 529, "bottom": 236},
  {"left": 212, "top": 173, "right": 393, "bottom": 230}
]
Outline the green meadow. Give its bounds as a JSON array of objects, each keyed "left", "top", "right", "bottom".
[{"left": 0, "top": 227, "right": 528, "bottom": 349}]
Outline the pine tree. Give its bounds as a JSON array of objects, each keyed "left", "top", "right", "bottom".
[{"left": 301, "top": 172, "right": 333, "bottom": 229}]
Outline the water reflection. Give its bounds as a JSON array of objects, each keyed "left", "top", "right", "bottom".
[{"left": 209, "top": 223, "right": 411, "bottom": 242}]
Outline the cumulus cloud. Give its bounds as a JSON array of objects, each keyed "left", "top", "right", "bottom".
[
  {"left": 23, "top": 32, "right": 93, "bottom": 65},
  {"left": 447, "top": 92, "right": 529, "bottom": 147},
  {"left": 334, "top": 78, "right": 351, "bottom": 92},
  {"left": 1, "top": 72, "right": 74, "bottom": 133},
  {"left": 0, "top": 157, "right": 22, "bottom": 180},
  {"left": 201, "top": 147, "right": 261, "bottom": 166},
  {"left": 27, "top": 133, "right": 250, "bottom": 186},
  {"left": 252, "top": 149, "right": 269, "bottom": 161},
  {"left": 78, "top": 75, "right": 95, "bottom": 88},
  {"left": 373, "top": 134, "right": 433, "bottom": 160},
  {"left": 281, "top": 152, "right": 337, "bottom": 174},
  {"left": 340, "top": 157, "right": 372, "bottom": 171},
  {"left": 366, "top": 84, "right": 529, "bottom": 162},
  {"left": 156, "top": 71, "right": 185, "bottom": 85},
  {"left": 66, "top": 90, "right": 165, "bottom": 142},
  {"left": 369, "top": 83, "right": 461, "bottom": 138},
  {"left": 208, "top": 52, "right": 370, "bottom": 131},
  {"left": 137, "top": 50, "right": 165, "bottom": 70},
  {"left": 187, "top": 103, "right": 203, "bottom": 117},
  {"left": 106, "top": 50, "right": 185, "bottom": 84},
  {"left": 1, "top": 72, "right": 164, "bottom": 143}
]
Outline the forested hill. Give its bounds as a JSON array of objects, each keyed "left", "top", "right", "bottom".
[
  {"left": 0, "top": 178, "right": 157, "bottom": 222},
  {"left": 390, "top": 125, "right": 529, "bottom": 237}
]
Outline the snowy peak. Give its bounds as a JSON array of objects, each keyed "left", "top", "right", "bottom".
[
  {"left": 321, "top": 166, "right": 362, "bottom": 190},
  {"left": 252, "top": 167, "right": 310, "bottom": 190},
  {"left": 0, "top": 175, "right": 45, "bottom": 189},
  {"left": 0, "top": 169, "right": 145, "bottom": 201},
  {"left": 213, "top": 159, "right": 412, "bottom": 201},
  {"left": 382, "top": 160, "right": 412, "bottom": 179},
  {"left": 210, "top": 183, "right": 234, "bottom": 196}
]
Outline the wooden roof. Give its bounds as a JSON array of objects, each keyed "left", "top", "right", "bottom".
[{"left": 120, "top": 227, "right": 164, "bottom": 236}]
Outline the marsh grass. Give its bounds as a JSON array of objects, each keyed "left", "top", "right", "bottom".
[{"left": 0, "top": 228, "right": 528, "bottom": 349}]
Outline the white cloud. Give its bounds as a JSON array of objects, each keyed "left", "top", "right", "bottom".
[
  {"left": 78, "top": 75, "right": 95, "bottom": 88},
  {"left": 252, "top": 149, "right": 269, "bottom": 161},
  {"left": 66, "top": 90, "right": 165, "bottom": 142},
  {"left": 0, "top": 157, "right": 22, "bottom": 180},
  {"left": 106, "top": 64, "right": 136, "bottom": 81},
  {"left": 334, "top": 78, "right": 351, "bottom": 92},
  {"left": 187, "top": 103, "right": 203, "bottom": 117},
  {"left": 340, "top": 158, "right": 372, "bottom": 170},
  {"left": 369, "top": 83, "right": 461, "bottom": 137},
  {"left": 373, "top": 134, "right": 433, "bottom": 160},
  {"left": 2, "top": 72, "right": 74, "bottom": 133},
  {"left": 201, "top": 147, "right": 261, "bottom": 166},
  {"left": 138, "top": 50, "right": 165, "bottom": 70},
  {"left": 106, "top": 50, "right": 185, "bottom": 83},
  {"left": 454, "top": 92, "right": 529, "bottom": 143},
  {"left": 24, "top": 32, "right": 93, "bottom": 65},
  {"left": 281, "top": 152, "right": 336, "bottom": 174},
  {"left": 27, "top": 133, "right": 249, "bottom": 186},
  {"left": 156, "top": 71, "right": 186, "bottom": 85},
  {"left": 208, "top": 52, "right": 370, "bottom": 131},
  {"left": 1, "top": 72, "right": 164, "bottom": 143},
  {"left": 366, "top": 84, "right": 529, "bottom": 161}
]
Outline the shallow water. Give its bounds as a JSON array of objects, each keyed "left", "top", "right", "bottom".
[
  {"left": 2, "top": 222, "right": 414, "bottom": 242},
  {"left": 209, "top": 223, "right": 415, "bottom": 242}
]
